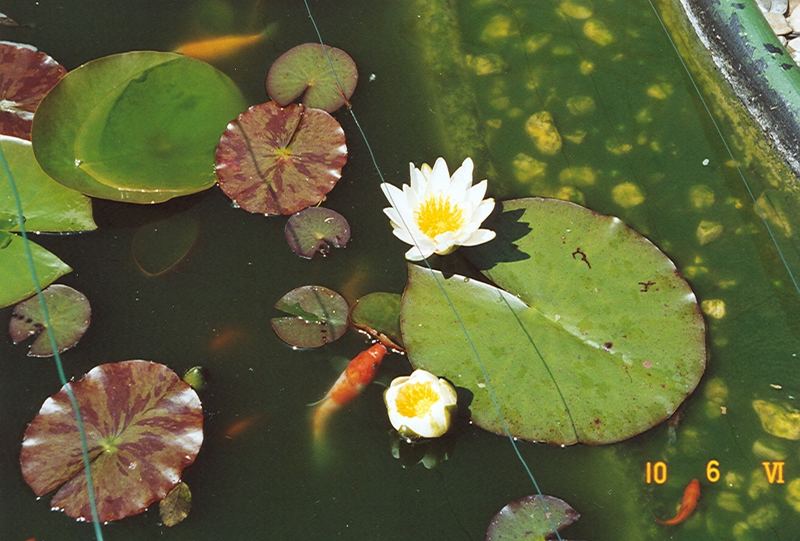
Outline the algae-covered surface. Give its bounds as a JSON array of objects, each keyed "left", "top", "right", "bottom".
[{"left": 0, "top": 0, "right": 798, "bottom": 539}]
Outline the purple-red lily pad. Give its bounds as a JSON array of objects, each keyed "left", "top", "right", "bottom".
[
  {"left": 20, "top": 360, "right": 204, "bottom": 522},
  {"left": 266, "top": 43, "right": 357, "bottom": 113},
  {"left": 215, "top": 101, "right": 347, "bottom": 216},
  {"left": 0, "top": 42, "right": 66, "bottom": 140},
  {"left": 9, "top": 284, "right": 91, "bottom": 357},
  {"left": 285, "top": 207, "right": 350, "bottom": 259},
  {"left": 485, "top": 495, "right": 580, "bottom": 541},
  {"left": 271, "top": 285, "right": 349, "bottom": 348}
]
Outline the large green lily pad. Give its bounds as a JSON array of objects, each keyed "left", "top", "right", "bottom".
[
  {"left": 350, "top": 292, "right": 403, "bottom": 349},
  {"left": 20, "top": 360, "right": 203, "bottom": 522},
  {"left": 9, "top": 284, "right": 91, "bottom": 357},
  {"left": 215, "top": 101, "right": 347, "bottom": 215},
  {"left": 401, "top": 198, "right": 706, "bottom": 445},
  {"left": 485, "top": 494, "right": 580, "bottom": 540},
  {"left": 0, "top": 234, "right": 71, "bottom": 309},
  {"left": 32, "top": 51, "right": 246, "bottom": 203}
]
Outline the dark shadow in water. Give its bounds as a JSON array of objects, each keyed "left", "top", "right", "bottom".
[{"left": 466, "top": 208, "right": 531, "bottom": 271}]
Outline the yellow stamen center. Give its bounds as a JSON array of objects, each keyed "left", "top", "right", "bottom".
[
  {"left": 415, "top": 195, "right": 464, "bottom": 238},
  {"left": 395, "top": 382, "right": 439, "bottom": 418}
]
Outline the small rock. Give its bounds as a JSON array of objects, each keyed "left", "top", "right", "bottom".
[
  {"left": 757, "top": 0, "right": 772, "bottom": 13},
  {"left": 787, "top": 35, "right": 800, "bottom": 50},
  {"left": 791, "top": 0, "right": 800, "bottom": 15},
  {"left": 779, "top": 35, "right": 788, "bottom": 45},
  {"left": 788, "top": 8, "right": 800, "bottom": 32},
  {"left": 771, "top": 0, "right": 789, "bottom": 14},
  {"left": 766, "top": 12, "right": 792, "bottom": 35}
]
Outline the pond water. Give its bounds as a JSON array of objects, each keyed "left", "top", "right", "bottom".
[{"left": 1, "top": 0, "right": 799, "bottom": 539}]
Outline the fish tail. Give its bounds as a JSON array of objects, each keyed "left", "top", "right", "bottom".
[{"left": 311, "top": 398, "right": 338, "bottom": 442}]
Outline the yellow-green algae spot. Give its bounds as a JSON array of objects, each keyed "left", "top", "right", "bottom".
[
  {"left": 465, "top": 53, "right": 506, "bottom": 76},
  {"left": 485, "top": 118, "right": 502, "bottom": 129},
  {"left": 696, "top": 220, "right": 724, "bottom": 245},
  {"left": 646, "top": 82, "right": 674, "bottom": 100},
  {"left": 524, "top": 33, "right": 552, "bottom": 53},
  {"left": 748, "top": 468, "right": 770, "bottom": 500},
  {"left": 524, "top": 111, "right": 562, "bottom": 155},
  {"left": 724, "top": 471, "right": 744, "bottom": 489},
  {"left": 553, "top": 186, "right": 585, "bottom": 204},
  {"left": 751, "top": 439, "right": 787, "bottom": 461},
  {"left": 559, "top": 166, "right": 595, "bottom": 186},
  {"left": 489, "top": 96, "right": 511, "bottom": 110},
  {"left": 611, "top": 182, "right": 644, "bottom": 207},
  {"left": 582, "top": 19, "right": 614, "bottom": 46},
  {"left": 716, "top": 491, "right": 745, "bottom": 513},
  {"left": 605, "top": 139, "right": 633, "bottom": 155},
  {"left": 566, "top": 95, "right": 595, "bottom": 115},
  {"left": 551, "top": 45, "right": 574, "bottom": 56},
  {"left": 635, "top": 107, "right": 653, "bottom": 124},
  {"left": 746, "top": 504, "right": 779, "bottom": 530},
  {"left": 754, "top": 192, "right": 792, "bottom": 237},
  {"left": 701, "top": 298, "right": 726, "bottom": 319},
  {"left": 578, "top": 59, "right": 594, "bottom": 75},
  {"left": 481, "top": 14, "right": 514, "bottom": 42},
  {"left": 689, "top": 185, "right": 715, "bottom": 208},
  {"left": 564, "top": 130, "right": 587, "bottom": 144},
  {"left": 507, "top": 107, "right": 524, "bottom": 119},
  {"left": 786, "top": 478, "right": 800, "bottom": 512},
  {"left": 512, "top": 153, "right": 547, "bottom": 182},
  {"left": 752, "top": 399, "right": 800, "bottom": 440},
  {"left": 559, "top": 0, "right": 593, "bottom": 19}
]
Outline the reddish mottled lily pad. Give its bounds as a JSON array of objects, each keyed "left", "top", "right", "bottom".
[
  {"left": 486, "top": 495, "right": 580, "bottom": 540},
  {"left": 9, "top": 284, "right": 91, "bottom": 357},
  {"left": 20, "top": 360, "right": 204, "bottom": 522},
  {"left": 271, "top": 285, "right": 349, "bottom": 348},
  {"left": 266, "top": 43, "right": 357, "bottom": 113},
  {"left": 215, "top": 101, "right": 347, "bottom": 216},
  {"left": 0, "top": 42, "right": 66, "bottom": 140},
  {"left": 285, "top": 207, "right": 350, "bottom": 259}
]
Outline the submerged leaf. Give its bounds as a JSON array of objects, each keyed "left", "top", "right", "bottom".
[
  {"left": 9, "top": 284, "right": 91, "bottom": 357},
  {"left": 182, "top": 366, "right": 207, "bottom": 392},
  {"left": 20, "top": 360, "right": 204, "bottom": 522},
  {"left": 32, "top": 51, "right": 246, "bottom": 203},
  {"left": 350, "top": 292, "right": 403, "bottom": 349},
  {"left": 266, "top": 43, "right": 357, "bottom": 113},
  {"left": 271, "top": 285, "right": 349, "bottom": 348},
  {"left": 132, "top": 214, "right": 199, "bottom": 277},
  {"left": 0, "top": 42, "right": 66, "bottom": 140},
  {"left": 285, "top": 207, "right": 350, "bottom": 258},
  {"left": 215, "top": 101, "right": 347, "bottom": 215},
  {"left": 159, "top": 482, "right": 192, "bottom": 527},
  {"left": 485, "top": 495, "right": 580, "bottom": 540},
  {"left": 402, "top": 198, "right": 706, "bottom": 444}
]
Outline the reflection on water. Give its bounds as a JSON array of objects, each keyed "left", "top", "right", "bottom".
[{"left": 0, "top": 0, "right": 799, "bottom": 539}]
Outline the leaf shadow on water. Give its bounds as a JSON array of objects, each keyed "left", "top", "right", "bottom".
[{"left": 466, "top": 208, "right": 531, "bottom": 271}]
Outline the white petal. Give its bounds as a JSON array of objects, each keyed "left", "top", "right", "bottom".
[
  {"left": 430, "top": 157, "right": 450, "bottom": 192},
  {"left": 405, "top": 243, "right": 434, "bottom": 261},
  {"left": 466, "top": 179, "right": 488, "bottom": 207},
  {"left": 402, "top": 183, "right": 419, "bottom": 212},
  {"left": 409, "top": 163, "right": 423, "bottom": 194},
  {"left": 381, "top": 183, "right": 413, "bottom": 218},
  {"left": 391, "top": 225, "right": 416, "bottom": 246},
  {"left": 382, "top": 207, "right": 403, "bottom": 227},
  {"left": 450, "top": 157, "right": 474, "bottom": 193},
  {"left": 461, "top": 229, "right": 496, "bottom": 246},
  {"left": 469, "top": 198, "right": 495, "bottom": 226}
]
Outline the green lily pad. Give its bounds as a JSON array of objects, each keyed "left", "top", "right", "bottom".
[
  {"left": 401, "top": 198, "right": 706, "bottom": 445},
  {"left": 20, "top": 360, "right": 203, "bottom": 522},
  {"left": 215, "top": 101, "right": 347, "bottom": 215},
  {"left": 271, "top": 285, "right": 349, "bottom": 348},
  {"left": 0, "top": 234, "right": 71, "bottom": 309},
  {"left": 485, "top": 495, "right": 580, "bottom": 540},
  {"left": 0, "top": 42, "right": 66, "bottom": 140},
  {"left": 32, "top": 51, "right": 246, "bottom": 203},
  {"left": 9, "top": 284, "right": 91, "bottom": 357},
  {"left": 132, "top": 214, "right": 199, "bottom": 277},
  {"left": 266, "top": 43, "right": 357, "bottom": 113},
  {"left": 159, "top": 481, "right": 192, "bottom": 527},
  {"left": 285, "top": 207, "right": 350, "bottom": 258},
  {"left": 0, "top": 136, "right": 96, "bottom": 233},
  {"left": 350, "top": 292, "right": 403, "bottom": 350}
]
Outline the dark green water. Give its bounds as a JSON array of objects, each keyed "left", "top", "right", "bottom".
[{"left": 1, "top": 0, "right": 799, "bottom": 539}]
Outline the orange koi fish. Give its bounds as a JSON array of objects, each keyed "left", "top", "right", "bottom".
[
  {"left": 656, "top": 478, "right": 700, "bottom": 526},
  {"left": 223, "top": 414, "right": 263, "bottom": 440},
  {"left": 311, "top": 343, "right": 388, "bottom": 440},
  {"left": 174, "top": 23, "right": 276, "bottom": 61}
]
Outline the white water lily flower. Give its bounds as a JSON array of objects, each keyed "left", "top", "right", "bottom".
[
  {"left": 384, "top": 369, "right": 458, "bottom": 439},
  {"left": 380, "top": 157, "right": 496, "bottom": 261}
]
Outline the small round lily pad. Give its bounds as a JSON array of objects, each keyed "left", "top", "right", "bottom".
[
  {"left": 215, "top": 101, "right": 347, "bottom": 215},
  {"left": 9, "top": 284, "right": 90, "bottom": 357},
  {"left": 485, "top": 495, "right": 580, "bottom": 540},
  {"left": 0, "top": 42, "right": 66, "bottom": 140},
  {"left": 159, "top": 481, "right": 192, "bottom": 527},
  {"left": 20, "top": 360, "right": 203, "bottom": 522},
  {"left": 271, "top": 285, "right": 349, "bottom": 348},
  {"left": 285, "top": 207, "right": 350, "bottom": 258},
  {"left": 266, "top": 43, "right": 357, "bottom": 113}
]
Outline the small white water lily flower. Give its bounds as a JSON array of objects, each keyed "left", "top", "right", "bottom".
[
  {"left": 384, "top": 369, "right": 458, "bottom": 439},
  {"left": 380, "top": 157, "right": 496, "bottom": 261}
]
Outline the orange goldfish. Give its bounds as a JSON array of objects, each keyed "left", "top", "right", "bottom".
[
  {"left": 311, "top": 343, "right": 388, "bottom": 440},
  {"left": 656, "top": 478, "right": 700, "bottom": 526},
  {"left": 174, "top": 23, "right": 276, "bottom": 61},
  {"left": 223, "top": 414, "right": 263, "bottom": 440}
]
